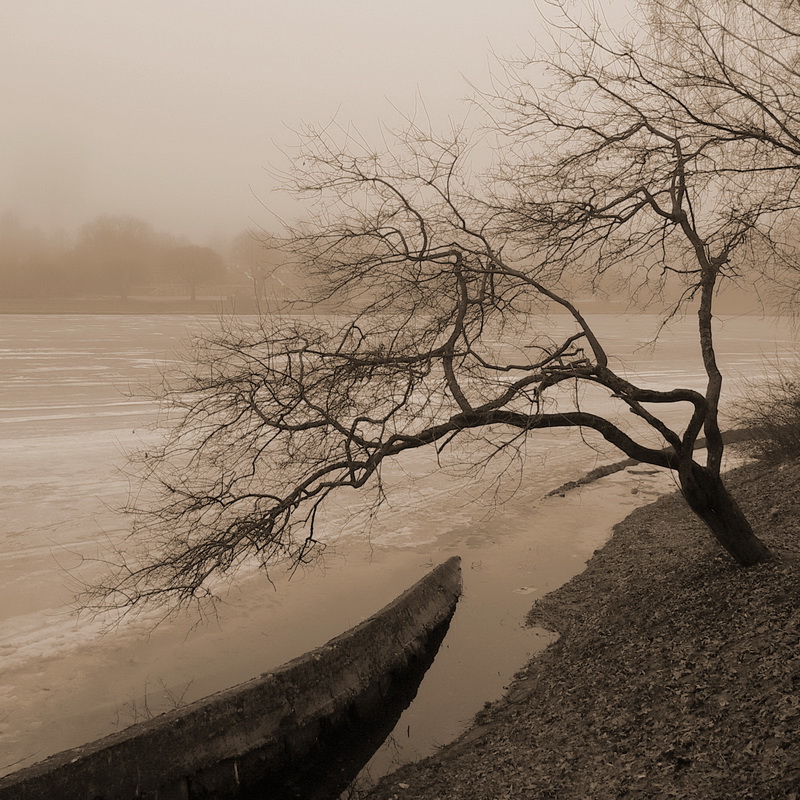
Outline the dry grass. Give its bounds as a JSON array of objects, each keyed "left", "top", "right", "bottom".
[{"left": 733, "top": 361, "right": 800, "bottom": 464}]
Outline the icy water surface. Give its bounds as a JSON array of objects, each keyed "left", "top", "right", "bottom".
[{"left": 0, "top": 312, "right": 796, "bottom": 778}]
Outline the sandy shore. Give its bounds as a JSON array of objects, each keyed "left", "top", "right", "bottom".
[{"left": 366, "top": 458, "right": 800, "bottom": 799}]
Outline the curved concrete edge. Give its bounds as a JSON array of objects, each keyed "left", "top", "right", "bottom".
[{"left": 0, "top": 556, "right": 462, "bottom": 800}]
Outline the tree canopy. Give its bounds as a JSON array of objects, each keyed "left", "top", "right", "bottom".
[{"left": 84, "top": 0, "right": 800, "bottom": 614}]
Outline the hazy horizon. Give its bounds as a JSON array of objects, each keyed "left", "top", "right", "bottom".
[{"left": 1, "top": 0, "right": 555, "bottom": 244}]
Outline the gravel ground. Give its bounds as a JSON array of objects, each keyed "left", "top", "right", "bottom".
[{"left": 366, "top": 459, "right": 800, "bottom": 800}]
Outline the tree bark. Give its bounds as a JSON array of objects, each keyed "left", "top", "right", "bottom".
[{"left": 679, "top": 462, "right": 770, "bottom": 566}]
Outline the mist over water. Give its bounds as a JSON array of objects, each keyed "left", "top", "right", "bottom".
[
  {"left": 0, "top": 0, "right": 543, "bottom": 242},
  {"left": 0, "top": 312, "right": 796, "bottom": 778}
]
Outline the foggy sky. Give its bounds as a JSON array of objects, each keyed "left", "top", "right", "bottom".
[{"left": 1, "top": 0, "right": 544, "bottom": 243}]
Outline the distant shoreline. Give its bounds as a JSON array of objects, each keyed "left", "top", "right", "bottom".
[
  {"left": 0, "top": 297, "right": 256, "bottom": 316},
  {"left": 0, "top": 297, "right": 767, "bottom": 316}
]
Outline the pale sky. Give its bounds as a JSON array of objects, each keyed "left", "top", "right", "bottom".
[{"left": 1, "top": 0, "right": 548, "bottom": 243}]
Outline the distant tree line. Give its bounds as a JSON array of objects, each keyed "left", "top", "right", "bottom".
[{"left": 0, "top": 212, "right": 301, "bottom": 304}]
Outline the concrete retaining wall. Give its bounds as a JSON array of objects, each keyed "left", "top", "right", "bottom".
[{"left": 0, "top": 556, "right": 462, "bottom": 800}]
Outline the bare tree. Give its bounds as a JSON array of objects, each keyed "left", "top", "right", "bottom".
[
  {"left": 86, "top": 0, "right": 800, "bottom": 614},
  {"left": 161, "top": 244, "right": 226, "bottom": 302},
  {"left": 0, "top": 212, "right": 68, "bottom": 298},
  {"left": 228, "top": 229, "right": 300, "bottom": 308},
  {"left": 74, "top": 215, "right": 161, "bottom": 301}
]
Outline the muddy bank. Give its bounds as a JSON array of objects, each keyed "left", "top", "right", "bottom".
[{"left": 367, "top": 459, "right": 800, "bottom": 799}]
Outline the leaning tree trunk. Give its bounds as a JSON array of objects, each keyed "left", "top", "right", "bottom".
[{"left": 679, "top": 462, "right": 770, "bottom": 566}]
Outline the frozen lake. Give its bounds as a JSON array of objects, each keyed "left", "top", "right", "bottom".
[{"left": 0, "top": 312, "right": 796, "bottom": 779}]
